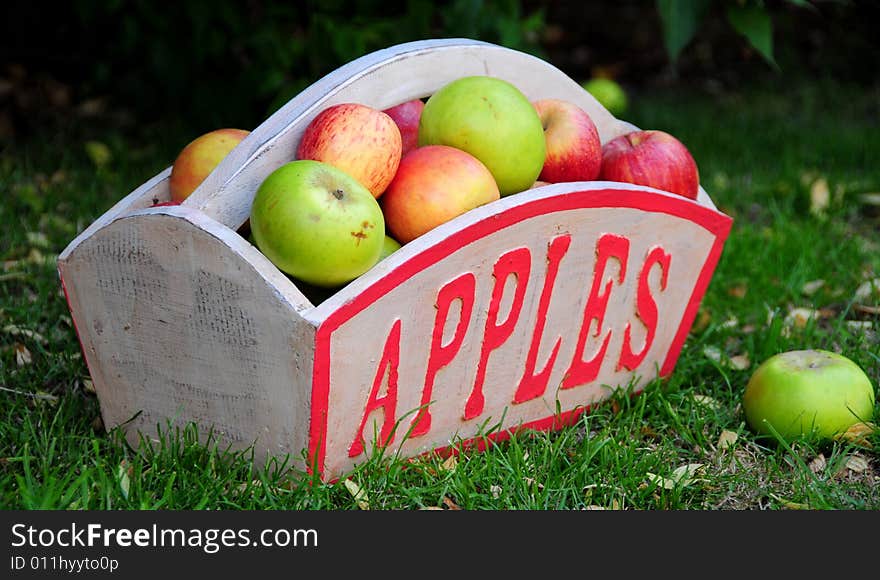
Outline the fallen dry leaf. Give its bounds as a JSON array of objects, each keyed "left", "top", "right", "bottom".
[
  {"left": 769, "top": 493, "right": 809, "bottom": 510},
  {"left": 693, "top": 394, "right": 722, "bottom": 411},
  {"left": 809, "top": 177, "right": 831, "bottom": 217},
  {"left": 845, "top": 454, "right": 870, "bottom": 473},
  {"left": 4, "top": 324, "right": 48, "bottom": 345},
  {"left": 808, "top": 454, "right": 826, "bottom": 474},
  {"left": 117, "top": 460, "right": 132, "bottom": 499},
  {"left": 784, "top": 307, "right": 820, "bottom": 329},
  {"left": 344, "top": 478, "right": 370, "bottom": 510},
  {"left": 646, "top": 464, "right": 705, "bottom": 490},
  {"left": 833, "top": 422, "right": 876, "bottom": 448},
  {"left": 801, "top": 279, "right": 826, "bottom": 296},
  {"left": 728, "top": 354, "right": 751, "bottom": 371},
  {"left": 440, "top": 454, "right": 458, "bottom": 472},
  {"left": 727, "top": 284, "right": 748, "bottom": 299},
  {"left": 442, "top": 496, "right": 461, "bottom": 510},
  {"left": 854, "top": 278, "right": 880, "bottom": 304},
  {"left": 717, "top": 430, "right": 738, "bottom": 451},
  {"left": 14, "top": 343, "right": 32, "bottom": 366},
  {"left": 490, "top": 485, "right": 502, "bottom": 499}
]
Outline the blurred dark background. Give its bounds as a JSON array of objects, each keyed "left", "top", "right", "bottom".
[{"left": 2, "top": 0, "right": 878, "bottom": 141}]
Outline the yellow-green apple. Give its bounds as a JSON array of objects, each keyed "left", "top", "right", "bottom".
[
  {"left": 581, "top": 78, "right": 628, "bottom": 117},
  {"left": 418, "top": 76, "right": 545, "bottom": 197},
  {"left": 169, "top": 128, "right": 249, "bottom": 202},
  {"left": 379, "top": 234, "right": 402, "bottom": 261},
  {"left": 599, "top": 130, "right": 700, "bottom": 200},
  {"left": 296, "top": 103, "right": 402, "bottom": 198},
  {"left": 381, "top": 145, "right": 500, "bottom": 244},
  {"left": 533, "top": 98, "right": 602, "bottom": 183},
  {"left": 382, "top": 99, "right": 424, "bottom": 157},
  {"left": 743, "top": 349, "right": 876, "bottom": 442},
  {"left": 250, "top": 160, "right": 385, "bottom": 288}
]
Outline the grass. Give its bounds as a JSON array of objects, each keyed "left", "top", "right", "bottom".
[{"left": 1, "top": 77, "right": 879, "bottom": 510}]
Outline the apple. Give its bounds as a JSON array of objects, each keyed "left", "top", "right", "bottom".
[
  {"left": 379, "top": 235, "right": 402, "bottom": 261},
  {"left": 599, "top": 130, "right": 700, "bottom": 200},
  {"left": 169, "top": 128, "right": 249, "bottom": 203},
  {"left": 296, "top": 103, "right": 402, "bottom": 198},
  {"left": 418, "top": 75, "right": 545, "bottom": 197},
  {"left": 581, "top": 78, "right": 628, "bottom": 117},
  {"left": 249, "top": 160, "right": 385, "bottom": 288},
  {"left": 743, "top": 349, "right": 876, "bottom": 442},
  {"left": 382, "top": 99, "right": 425, "bottom": 158},
  {"left": 533, "top": 98, "right": 602, "bottom": 183},
  {"left": 381, "top": 145, "right": 500, "bottom": 244}
]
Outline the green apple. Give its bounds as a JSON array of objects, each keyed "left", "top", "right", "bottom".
[
  {"left": 379, "top": 235, "right": 402, "bottom": 261},
  {"left": 581, "top": 78, "right": 628, "bottom": 117},
  {"left": 418, "top": 76, "right": 546, "bottom": 197},
  {"left": 250, "top": 160, "right": 385, "bottom": 288},
  {"left": 743, "top": 349, "right": 876, "bottom": 442}
]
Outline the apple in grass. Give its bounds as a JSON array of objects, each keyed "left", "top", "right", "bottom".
[
  {"left": 418, "top": 76, "right": 545, "bottom": 197},
  {"left": 599, "top": 130, "right": 700, "bottom": 200},
  {"left": 169, "top": 128, "right": 249, "bottom": 202},
  {"left": 250, "top": 160, "right": 385, "bottom": 288},
  {"left": 382, "top": 99, "right": 425, "bottom": 157},
  {"left": 743, "top": 349, "right": 876, "bottom": 442},
  {"left": 381, "top": 145, "right": 500, "bottom": 244},
  {"left": 297, "top": 103, "right": 402, "bottom": 198},
  {"left": 533, "top": 98, "right": 602, "bottom": 183}
]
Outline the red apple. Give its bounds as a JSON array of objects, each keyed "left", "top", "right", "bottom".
[
  {"left": 383, "top": 99, "right": 424, "bottom": 158},
  {"left": 296, "top": 103, "right": 402, "bottom": 198},
  {"left": 599, "top": 130, "right": 700, "bottom": 200},
  {"left": 169, "top": 128, "right": 249, "bottom": 203},
  {"left": 381, "top": 145, "right": 500, "bottom": 244},
  {"left": 533, "top": 98, "right": 602, "bottom": 183}
]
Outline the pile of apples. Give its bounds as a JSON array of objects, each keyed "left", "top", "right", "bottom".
[{"left": 168, "top": 75, "right": 700, "bottom": 290}]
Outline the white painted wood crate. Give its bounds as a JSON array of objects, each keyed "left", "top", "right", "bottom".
[{"left": 57, "top": 39, "right": 732, "bottom": 481}]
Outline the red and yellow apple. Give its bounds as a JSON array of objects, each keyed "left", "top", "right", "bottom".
[
  {"left": 382, "top": 99, "right": 425, "bottom": 158},
  {"left": 169, "top": 128, "right": 249, "bottom": 203},
  {"left": 418, "top": 76, "right": 546, "bottom": 197},
  {"left": 249, "top": 160, "right": 385, "bottom": 288},
  {"left": 296, "top": 103, "right": 402, "bottom": 198},
  {"left": 533, "top": 98, "right": 602, "bottom": 183},
  {"left": 599, "top": 129, "right": 700, "bottom": 200},
  {"left": 743, "top": 349, "right": 876, "bottom": 442},
  {"left": 381, "top": 145, "right": 500, "bottom": 244}
]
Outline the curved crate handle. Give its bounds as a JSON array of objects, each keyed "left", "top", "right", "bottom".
[{"left": 181, "top": 38, "right": 630, "bottom": 231}]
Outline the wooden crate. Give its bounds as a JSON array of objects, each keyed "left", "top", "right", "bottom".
[{"left": 57, "top": 38, "right": 732, "bottom": 482}]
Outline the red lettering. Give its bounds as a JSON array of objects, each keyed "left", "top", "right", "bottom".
[
  {"left": 464, "top": 247, "right": 531, "bottom": 420},
  {"left": 410, "top": 272, "right": 476, "bottom": 437},
  {"left": 561, "top": 233, "right": 629, "bottom": 389},
  {"left": 617, "top": 245, "right": 671, "bottom": 371},
  {"left": 349, "top": 319, "right": 402, "bottom": 458},
  {"left": 513, "top": 234, "right": 571, "bottom": 404}
]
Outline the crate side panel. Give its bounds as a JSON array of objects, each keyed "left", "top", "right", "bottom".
[{"left": 59, "top": 212, "right": 314, "bottom": 468}]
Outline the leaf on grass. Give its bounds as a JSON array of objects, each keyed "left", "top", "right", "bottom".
[
  {"left": 717, "top": 430, "right": 738, "bottom": 451},
  {"left": 845, "top": 320, "right": 873, "bottom": 333},
  {"left": 4, "top": 324, "right": 48, "bottom": 345},
  {"left": 702, "top": 345, "right": 722, "bottom": 363},
  {"left": 647, "top": 464, "right": 705, "bottom": 490},
  {"left": 808, "top": 177, "right": 831, "bottom": 217},
  {"left": 82, "top": 378, "right": 95, "bottom": 394},
  {"left": 14, "top": 343, "right": 32, "bottom": 366},
  {"left": 117, "top": 460, "right": 131, "bottom": 499},
  {"left": 442, "top": 496, "right": 461, "bottom": 510},
  {"left": 801, "top": 279, "right": 826, "bottom": 296},
  {"left": 727, "top": 284, "right": 748, "bottom": 299},
  {"left": 854, "top": 278, "right": 880, "bottom": 304},
  {"left": 440, "top": 454, "right": 458, "bottom": 472},
  {"left": 419, "top": 506, "right": 444, "bottom": 511},
  {"left": 808, "top": 454, "right": 826, "bottom": 474},
  {"left": 784, "top": 307, "right": 822, "bottom": 330},
  {"left": 845, "top": 454, "right": 869, "bottom": 473},
  {"left": 523, "top": 477, "right": 545, "bottom": 490},
  {"left": 833, "top": 422, "right": 876, "bottom": 448},
  {"left": 490, "top": 485, "right": 503, "bottom": 499},
  {"left": 728, "top": 354, "right": 751, "bottom": 370},
  {"left": 693, "top": 394, "right": 721, "bottom": 411},
  {"left": 344, "top": 478, "right": 370, "bottom": 510},
  {"left": 583, "top": 505, "right": 607, "bottom": 510}
]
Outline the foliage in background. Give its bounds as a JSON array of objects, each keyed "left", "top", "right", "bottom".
[{"left": 67, "top": 0, "right": 545, "bottom": 131}]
